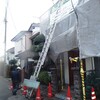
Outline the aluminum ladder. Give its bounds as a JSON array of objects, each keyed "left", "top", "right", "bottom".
[
  {"left": 23, "top": 0, "right": 61, "bottom": 91},
  {"left": 32, "top": 1, "right": 61, "bottom": 80},
  {"left": 22, "top": 1, "right": 62, "bottom": 99}
]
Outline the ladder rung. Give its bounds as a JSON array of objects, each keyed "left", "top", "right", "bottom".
[{"left": 33, "top": 0, "right": 61, "bottom": 80}]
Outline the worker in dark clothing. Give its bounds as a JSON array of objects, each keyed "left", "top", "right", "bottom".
[{"left": 11, "top": 67, "right": 21, "bottom": 95}]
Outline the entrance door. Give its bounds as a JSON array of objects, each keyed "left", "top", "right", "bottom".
[
  {"left": 68, "top": 49, "right": 79, "bottom": 86},
  {"left": 68, "top": 49, "right": 86, "bottom": 86}
]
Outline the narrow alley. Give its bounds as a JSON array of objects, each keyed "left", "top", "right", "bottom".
[{"left": 0, "top": 76, "right": 11, "bottom": 100}]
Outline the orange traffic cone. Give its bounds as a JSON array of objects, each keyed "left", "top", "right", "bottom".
[
  {"left": 48, "top": 83, "right": 53, "bottom": 98},
  {"left": 22, "top": 86, "right": 28, "bottom": 95},
  {"left": 91, "top": 87, "right": 96, "bottom": 100},
  {"left": 66, "top": 85, "right": 72, "bottom": 100},
  {"left": 36, "top": 86, "right": 41, "bottom": 100}
]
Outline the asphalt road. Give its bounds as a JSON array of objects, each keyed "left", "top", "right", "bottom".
[
  {"left": 0, "top": 76, "right": 62, "bottom": 100},
  {"left": 0, "top": 76, "right": 11, "bottom": 100}
]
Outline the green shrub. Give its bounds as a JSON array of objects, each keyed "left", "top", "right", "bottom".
[
  {"left": 32, "top": 53, "right": 39, "bottom": 60},
  {"left": 33, "top": 34, "right": 45, "bottom": 45},
  {"left": 31, "top": 43, "right": 44, "bottom": 52},
  {"left": 38, "top": 71, "right": 51, "bottom": 85},
  {"left": 9, "top": 59, "right": 17, "bottom": 65}
]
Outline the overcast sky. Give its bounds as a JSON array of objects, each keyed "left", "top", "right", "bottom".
[{"left": 0, "top": 0, "right": 53, "bottom": 56}]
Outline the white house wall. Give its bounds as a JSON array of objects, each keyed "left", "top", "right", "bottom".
[
  {"left": 15, "top": 33, "right": 32, "bottom": 56},
  {"left": 15, "top": 40, "right": 22, "bottom": 55},
  {"left": 9, "top": 53, "right": 14, "bottom": 60},
  {"left": 15, "top": 37, "right": 25, "bottom": 55},
  {"left": 85, "top": 57, "right": 95, "bottom": 71},
  {"left": 6, "top": 52, "right": 15, "bottom": 64},
  {"left": 25, "top": 34, "right": 32, "bottom": 50},
  {"left": 21, "top": 36, "right": 25, "bottom": 51}
]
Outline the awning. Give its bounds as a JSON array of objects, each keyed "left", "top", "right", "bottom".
[{"left": 15, "top": 50, "right": 35, "bottom": 60}]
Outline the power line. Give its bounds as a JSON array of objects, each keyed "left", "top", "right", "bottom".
[
  {"left": 70, "top": 0, "right": 79, "bottom": 27},
  {"left": 8, "top": 5, "right": 18, "bottom": 32}
]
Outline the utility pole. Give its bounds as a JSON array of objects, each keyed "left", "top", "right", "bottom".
[{"left": 4, "top": 0, "right": 8, "bottom": 77}]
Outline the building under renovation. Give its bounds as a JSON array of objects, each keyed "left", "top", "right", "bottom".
[{"left": 39, "top": 0, "right": 100, "bottom": 99}]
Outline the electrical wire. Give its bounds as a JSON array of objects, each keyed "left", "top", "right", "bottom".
[
  {"left": 70, "top": 0, "right": 79, "bottom": 28},
  {"left": 8, "top": 6, "right": 18, "bottom": 32},
  {"left": 70, "top": 0, "right": 80, "bottom": 54}
]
